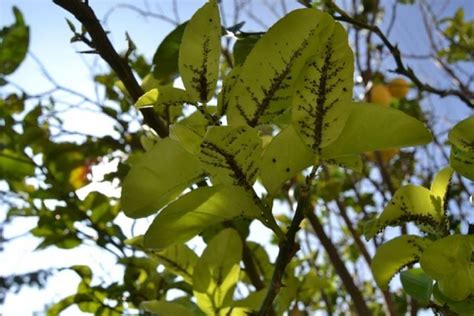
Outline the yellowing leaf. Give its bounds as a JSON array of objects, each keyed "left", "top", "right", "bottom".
[
  {"left": 293, "top": 23, "right": 353, "bottom": 153},
  {"left": 227, "top": 9, "right": 335, "bottom": 126},
  {"left": 121, "top": 138, "right": 204, "bottom": 218},
  {"left": 179, "top": 0, "right": 221, "bottom": 102},
  {"left": 69, "top": 165, "right": 89, "bottom": 190},
  {"left": 135, "top": 88, "right": 159, "bottom": 108},
  {"left": 371, "top": 235, "right": 432, "bottom": 289}
]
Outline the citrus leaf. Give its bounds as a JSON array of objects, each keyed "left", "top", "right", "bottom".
[
  {"left": 322, "top": 102, "right": 432, "bottom": 158},
  {"left": 135, "top": 88, "right": 159, "bottom": 108},
  {"left": 364, "top": 185, "right": 447, "bottom": 240},
  {"left": 179, "top": 0, "right": 221, "bottom": 102},
  {"left": 227, "top": 9, "right": 335, "bottom": 126},
  {"left": 121, "top": 138, "right": 204, "bottom": 218},
  {"left": 140, "top": 301, "right": 195, "bottom": 316},
  {"left": 448, "top": 116, "right": 474, "bottom": 153},
  {"left": 292, "top": 22, "right": 353, "bottom": 153},
  {"left": 420, "top": 234, "right": 474, "bottom": 301},
  {"left": 152, "top": 22, "right": 188, "bottom": 84},
  {"left": 371, "top": 235, "right": 432, "bottom": 289},
  {"left": 193, "top": 228, "right": 242, "bottom": 313},
  {"left": 233, "top": 34, "right": 261, "bottom": 66},
  {"left": 169, "top": 124, "right": 203, "bottom": 154},
  {"left": 0, "top": 7, "right": 29, "bottom": 75},
  {"left": 400, "top": 268, "right": 433, "bottom": 303},
  {"left": 260, "top": 125, "right": 312, "bottom": 195},
  {"left": 430, "top": 166, "right": 454, "bottom": 198},
  {"left": 217, "top": 66, "right": 241, "bottom": 117},
  {"left": 149, "top": 243, "right": 198, "bottom": 284},
  {"left": 143, "top": 185, "right": 259, "bottom": 250},
  {"left": 450, "top": 145, "right": 474, "bottom": 181},
  {"left": 199, "top": 125, "right": 261, "bottom": 187}
]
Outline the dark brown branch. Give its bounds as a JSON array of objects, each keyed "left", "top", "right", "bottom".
[
  {"left": 305, "top": 209, "right": 372, "bottom": 316},
  {"left": 325, "top": 1, "right": 474, "bottom": 109},
  {"left": 52, "top": 0, "right": 168, "bottom": 137},
  {"left": 257, "top": 167, "right": 317, "bottom": 316}
]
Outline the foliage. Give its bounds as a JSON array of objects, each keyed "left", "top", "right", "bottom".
[{"left": 1, "top": 0, "right": 473, "bottom": 315}]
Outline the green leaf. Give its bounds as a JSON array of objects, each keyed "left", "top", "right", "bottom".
[
  {"left": 140, "top": 300, "right": 195, "bottom": 316},
  {"left": 448, "top": 117, "right": 474, "bottom": 180},
  {"left": 199, "top": 125, "right": 261, "bottom": 187},
  {"left": 450, "top": 146, "right": 474, "bottom": 181},
  {"left": 364, "top": 185, "right": 447, "bottom": 240},
  {"left": 121, "top": 138, "right": 203, "bottom": 218},
  {"left": 217, "top": 66, "right": 241, "bottom": 117},
  {"left": 152, "top": 22, "right": 188, "bottom": 84},
  {"left": 293, "top": 22, "right": 354, "bottom": 153},
  {"left": 233, "top": 289, "right": 267, "bottom": 310},
  {"left": 322, "top": 102, "right": 432, "bottom": 158},
  {"left": 149, "top": 243, "right": 198, "bottom": 284},
  {"left": 135, "top": 88, "right": 159, "bottom": 108},
  {"left": 193, "top": 228, "right": 242, "bottom": 314},
  {"left": 448, "top": 116, "right": 474, "bottom": 153},
  {"left": 433, "top": 283, "right": 474, "bottom": 315},
  {"left": 420, "top": 234, "right": 474, "bottom": 301},
  {"left": 0, "top": 7, "right": 29, "bottom": 75},
  {"left": 371, "top": 235, "right": 432, "bottom": 289},
  {"left": 153, "top": 86, "right": 193, "bottom": 123},
  {"left": 365, "top": 166, "right": 453, "bottom": 239},
  {"left": 233, "top": 34, "right": 261, "bottom": 66},
  {"left": 0, "top": 149, "right": 35, "bottom": 180},
  {"left": 144, "top": 185, "right": 259, "bottom": 250},
  {"left": 170, "top": 124, "right": 203, "bottom": 154},
  {"left": 227, "top": 9, "right": 335, "bottom": 127},
  {"left": 179, "top": 0, "right": 221, "bottom": 102},
  {"left": 260, "top": 125, "right": 312, "bottom": 195},
  {"left": 430, "top": 166, "right": 454, "bottom": 198},
  {"left": 400, "top": 268, "right": 433, "bottom": 303}
]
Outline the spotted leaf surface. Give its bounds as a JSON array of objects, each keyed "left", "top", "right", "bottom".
[
  {"left": 293, "top": 23, "right": 353, "bottom": 153},
  {"left": 371, "top": 235, "right": 432, "bottom": 290},
  {"left": 365, "top": 167, "right": 453, "bottom": 239},
  {"left": 179, "top": 0, "right": 221, "bottom": 102},
  {"left": 227, "top": 9, "right": 334, "bottom": 127},
  {"left": 199, "top": 126, "right": 261, "bottom": 188},
  {"left": 260, "top": 125, "right": 313, "bottom": 195},
  {"left": 449, "top": 116, "right": 474, "bottom": 181}
]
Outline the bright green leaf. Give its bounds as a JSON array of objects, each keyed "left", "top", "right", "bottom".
[
  {"left": 450, "top": 146, "right": 474, "bottom": 181},
  {"left": 260, "top": 125, "right": 312, "bottom": 195},
  {"left": 179, "top": 0, "right": 221, "bottom": 102},
  {"left": 430, "top": 166, "right": 454, "bottom": 198},
  {"left": 149, "top": 243, "right": 198, "bottom": 284},
  {"left": 420, "top": 234, "right": 474, "bottom": 301},
  {"left": 322, "top": 102, "right": 432, "bottom": 158},
  {"left": 170, "top": 124, "right": 203, "bottom": 154},
  {"left": 448, "top": 116, "right": 474, "bottom": 153},
  {"left": 227, "top": 9, "right": 335, "bottom": 126},
  {"left": 193, "top": 228, "right": 242, "bottom": 314},
  {"left": 144, "top": 185, "right": 259, "bottom": 250},
  {"left": 371, "top": 235, "right": 432, "bottom": 289},
  {"left": 135, "top": 88, "right": 159, "bottom": 108},
  {"left": 140, "top": 300, "right": 195, "bottom": 316},
  {"left": 121, "top": 138, "right": 204, "bottom": 218}
]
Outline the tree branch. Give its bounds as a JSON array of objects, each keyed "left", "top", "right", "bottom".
[
  {"left": 52, "top": 0, "right": 168, "bottom": 137},
  {"left": 305, "top": 209, "right": 372, "bottom": 316},
  {"left": 325, "top": 1, "right": 474, "bottom": 109}
]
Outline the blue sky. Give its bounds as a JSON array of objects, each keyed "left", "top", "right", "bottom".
[{"left": 1, "top": 0, "right": 473, "bottom": 315}]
